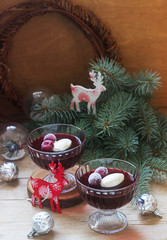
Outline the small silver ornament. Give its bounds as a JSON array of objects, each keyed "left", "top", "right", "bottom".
[
  {"left": 0, "top": 122, "right": 27, "bottom": 160},
  {"left": 0, "top": 162, "right": 19, "bottom": 181},
  {"left": 136, "top": 193, "right": 162, "bottom": 217},
  {"left": 27, "top": 211, "right": 54, "bottom": 238}
]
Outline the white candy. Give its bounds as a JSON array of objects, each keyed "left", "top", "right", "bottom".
[
  {"left": 53, "top": 138, "right": 72, "bottom": 151},
  {"left": 100, "top": 173, "right": 124, "bottom": 188}
]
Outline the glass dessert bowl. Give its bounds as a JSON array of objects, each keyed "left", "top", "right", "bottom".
[
  {"left": 26, "top": 123, "right": 86, "bottom": 193},
  {"left": 75, "top": 158, "right": 140, "bottom": 234}
]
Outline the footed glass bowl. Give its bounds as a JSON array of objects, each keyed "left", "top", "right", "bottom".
[
  {"left": 26, "top": 123, "right": 86, "bottom": 192},
  {"left": 75, "top": 158, "right": 140, "bottom": 234}
]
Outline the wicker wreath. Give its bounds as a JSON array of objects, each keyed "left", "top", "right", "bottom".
[{"left": 0, "top": 0, "right": 120, "bottom": 110}]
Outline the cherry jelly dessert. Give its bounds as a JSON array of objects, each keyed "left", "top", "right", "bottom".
[
  {"left": 29, "top": 133, "right": 83, "bottom": 170},
  {"left": 78, "top": 168, "right": 136, "bottom": 210},
  {"left": 32, "top": 133, "right": 80, "bottom": 151}
]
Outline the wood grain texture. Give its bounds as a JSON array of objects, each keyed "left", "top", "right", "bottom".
[
  {"left": 0, "top": 0, "right": 119, "bottom": 109},
  {"left": 72, "top": 0, "right": 167, "bottom": 109},
  {"left": 0, "top": 153, "right": 167, "bottom": 240},
  {"left": 0, "top": 0, "right": 167, "bottom": 118}
]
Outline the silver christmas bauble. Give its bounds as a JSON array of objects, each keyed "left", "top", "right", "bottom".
[
  {"left": 27, "top": 211, "right": 54, "bottom": 238},
  {"left": 0, "top": 122, "right": 27, "bottom": 160},
  {"left": 136, "top": 193, "right": 162, "bottom": 217},
  {"left": 0, "top": 162, "right": 19, "bottom": 181}
]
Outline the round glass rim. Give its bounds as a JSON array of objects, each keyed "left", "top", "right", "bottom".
[
  {"left": 26, "top": 123, "right": 86, "bottom": 154},
  {"left": 75, "top": 158, "right": 140, "bottom": 193}
]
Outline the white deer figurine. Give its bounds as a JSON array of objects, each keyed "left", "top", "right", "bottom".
[{"left": 70, "top": 71, "right": 106, "bottom": 114}]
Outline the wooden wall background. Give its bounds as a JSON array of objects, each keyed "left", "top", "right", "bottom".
[{"left": 0, "top": 0, "right": 167, "bottom": 120}]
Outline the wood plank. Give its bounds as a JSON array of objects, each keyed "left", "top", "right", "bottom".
[
  {"left": 0, "top": 149, "right": 167, "bottom": 240},
  {"left": 0, "top": 199, "right": 166, "bottom": 240}
]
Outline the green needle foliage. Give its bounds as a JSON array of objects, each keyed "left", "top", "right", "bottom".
[
  {"left": 95, "top": 91, "right": 137, "bottom": 135},
  {"left": 132, "top": 70, "right": 161, "bottom": 97},
  {"left": 30, "top": 94, "right": 78, "bottom": 124},
  {"left": 27, "top": 57, "right": 167, "bottom": 196}
]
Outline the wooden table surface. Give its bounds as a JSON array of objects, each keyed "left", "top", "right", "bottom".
[{"left": 0, "top": 153, "right": 167, "bottom": 240}]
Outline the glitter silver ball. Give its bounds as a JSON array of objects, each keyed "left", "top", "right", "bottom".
[
  {"left": 0, "top": 162, "right": 19, "bottom": 181},
  {"left": 27, "top": 211, "right": 54, "bottom": 238},
  {"left": 136, "top": 193, "right": 162, "bottom": 217}
]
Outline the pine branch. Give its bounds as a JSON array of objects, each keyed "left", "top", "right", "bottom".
[
  {"left": 134, "top": 99, "right": 159, "bottom": 142},
  {"left": 146, "top": 155, "right": 167, "bottom": 182},
  {"left": 30, "top": 94, "right": 78, "bottom": 124},
  {"left": 74, "top": 117, "right": 103, "bottom": 149},
  {"left": 23, "top": 119, "right": 44, "bottom": 131},
  {"left": 90, "top": 57, "right": 132, "bottom": 99},
  {"left": 125, "top": 142, "right": 153, "bottom": 167},
  {"left": 132, "top": 70, "right": 161, "bottom": 97},
  {"left": 103, "top": 127, "right": 139, "bottom": 159},
  {"left": 79, "top": 145, "right": 105, "bottom": 164},
  {"left": 151, "top": 113, "right": 167, "bottom": 151},
  {"left": 94, "top": 91, "right": 137, "bottom": 136},
  {"left": 136, "top": 163, "right": 152, "bottom": 196}
]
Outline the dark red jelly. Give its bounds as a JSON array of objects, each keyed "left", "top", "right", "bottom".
[
  {"left": 29, "top": 133, "right": 83, "bottom": 170},
  {"left": 32, "top": 133, "right": 81, "bottom": 151},
  {"left": 77, "top": 168, "right": 136, "bottom": 210}
]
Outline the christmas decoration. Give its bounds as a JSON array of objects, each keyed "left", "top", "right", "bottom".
[
  {"left": 0, "top": 162, "right": 19, "bottom": 181},
  {"left": 136, "top": 193, "right": 162, "bottom": 217},
  {"left": 0, "top": 123, "right": 27, "bottom": 160},
  {"left": 25, "top": 57, "right": 167, "bottom": 196},
  {"left": 29, "top": 161, "right": 68, "bottom": 212},
  {"left": 0, "top": 140, "right": 25, "bottom": 161},
  {"left": 70, "top": 71, "right": 106, "bottom": 114},
  {"left": 27, "top": 211, "right": 54, "bottom": 238},
  {"left": 23, "top": 90, "right": 52, "bottom": 120}
]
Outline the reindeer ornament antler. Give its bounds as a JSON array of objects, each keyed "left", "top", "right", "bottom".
[
  {"left": 70, "top": 71, "right": 106, "bottom": 114},
  {"left": 29, "top": 161, "right": 68, "bottom": 213}
]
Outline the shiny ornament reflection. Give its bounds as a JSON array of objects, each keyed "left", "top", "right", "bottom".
[
  {"left": 22, "top": 90, "right": 52, "bottom": 120},
  {"left": 136, "top": 193, "right": 162, "bottom": 217},
  {"left": 27, "top": 211, "right": 54, "bottom": 238},
  {"left": 0, "top": 162, "right": 19, "bottom": 181}
]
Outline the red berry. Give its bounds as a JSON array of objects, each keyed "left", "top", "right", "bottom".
[
  {"left": 95, "top": 166, "right": 108, "bottom": 178},
  {"left": 41, "top": 140, "right": 54, "bottom": 152},
  {"left": 43, "top": 133, "right": 57, "bottom": 142},
  {"left": 88, "top": 172, "right": 102, "bottom": 187}
]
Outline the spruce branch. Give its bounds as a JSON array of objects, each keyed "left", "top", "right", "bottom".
[
  {"left": 90, "top": 57, "right": 131, "bottom": 99},
  {"left": 95, "top": 91, "right": 137, "bottom": 136},
  {"left": 146, "top": 155, "right": 167, "bottom": 182},
  {"left": 136, "top": 163, "right": 152, "bottom": 196},
  {"left": 102, "top": 127, "right": 139, "bottom": 159},
  {"left": 151, "top": 113, "right": 167, "bottom": 151},
  {"left": 114, "top": 127, "right": 139, "bottom": 157},
  {"left": 74, "top": 117, "right": 103, "bottom": 149},
  {"left": 127, "top": 142, "right": 153, "bottom": 167},
  {"left": 132, "top": 70, "right": 161, "bottom": 97},
  {"left": 134, "top": 99, "right": 159, "bottom": 142},
  {"left": 30, "top": 94, "right": 78, "bottom": 124},
  {"left": 79, "top": 145, "right": 105, "bottom": 164}
]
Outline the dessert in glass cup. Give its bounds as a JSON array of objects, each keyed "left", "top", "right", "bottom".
[
  {"left": 75, "top": 158, "right": 140, "bottom": 234},
  {"left": 26, "top": 123, "right": 86, "bottom": 193}
]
